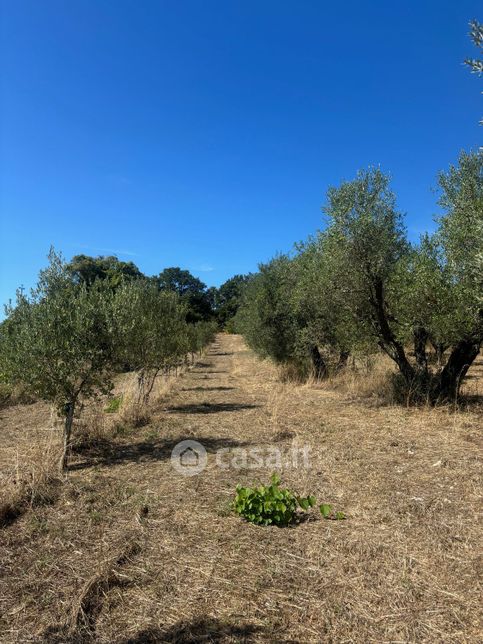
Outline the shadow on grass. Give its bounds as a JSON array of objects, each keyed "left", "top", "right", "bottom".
[
  {"left": 457, "top": 392, "right": 483, "bottom": 408},
  {"left": 44, "top": 617, "right": 266, "bottom": 644},
  {"left": 166, "top": 402, "right": 259, "bottom": 414},
  {"left": 208, "top": 351, "right": 234, "bottom": 356},
  {"left": 69, "top": 435, "right": 252, "bottom": 471},
  {"left": 181, "top": 386, "right": 236, "bottom": 392},
  {"left": 123, "top": 617, "right": 266, "bottom": 643},
  {"left": 0, "top": 479, "right": 62, "bottom": 529}
]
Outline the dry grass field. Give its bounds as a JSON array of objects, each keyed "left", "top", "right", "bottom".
[{"left": 0, "top": 334, "right": 482, "bottom": 643}]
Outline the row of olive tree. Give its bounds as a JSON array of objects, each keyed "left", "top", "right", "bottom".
[
  {"left": 0, "top": 251, "right": 217, "bottom": 470},
  {"left": 235, "top": 151, "right": 482, "bottom": 403}
]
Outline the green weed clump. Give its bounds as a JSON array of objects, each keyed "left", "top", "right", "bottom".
[
  {"left": 104, "top": 395, "right": 123, "bottom": 413},
  {"left": 232, "top": 473, "right": 316, "bottom": 527},
  {"left": 319, "top": 503, "right": 346, "bottom": 520}
]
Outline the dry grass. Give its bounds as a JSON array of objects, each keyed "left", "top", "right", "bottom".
[
  {"left": 320, "top": 352, "right": 398, "bottom": 402},
  {"left": 0, "top": 382, "right": 36, "bottom": 410},
  {"left": 64, "top": 536, "right": 142, "bottom": 641},
  {"left": 0, "top": 406, "right": 61, "bottom": 528},
  {"left": 0, "top": 336, "right": 482, "bottom": 643},
  {"left": 110, "top": 363, "right": 195, "bottom": 430},
  {"left": 312, "top": 350, "right": 483, "bottom": 409}
]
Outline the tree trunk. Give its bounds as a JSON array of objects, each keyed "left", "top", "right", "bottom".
[
  {"left": 413, "top": 325, "right": 429, "bottom": 375},
  {"left": 371, "top": 278, "right": 415, "bottom": 384},
  {"left": 136, "top": 369, "right": 146, "bottom": 407},
  {"left": 430, "top": 341, "right": 447, "bottom": 368},
  {"left": 434, "top": 338, "right": 481, "bottom": 401},
  {"left": 143, "top": 369, "right": 160, "bottom": 405},
  {"left": 59, "top": 400, "right": 75, "bottom": 473},
  {"left": 336, "top": 350, "right": 350, "bottom": 372},
  {"left": 310, "top": 345, "right": 328, "bottom": 380}
]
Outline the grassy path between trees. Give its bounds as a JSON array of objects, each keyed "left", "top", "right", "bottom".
[{"left": 0, "top": 335, "right": 481, "bottom": 642}]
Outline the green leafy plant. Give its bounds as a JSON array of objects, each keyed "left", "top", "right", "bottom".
[
  {"left": 319, "top": 503, "right": 346, "bottom": 520},
  {"left": 232, "top": 473, "right": 316, "bottom": 527}
]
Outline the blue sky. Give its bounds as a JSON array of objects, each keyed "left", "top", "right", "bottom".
[{"left": 0, "top": 1, "right": 481, "bottom": 309}]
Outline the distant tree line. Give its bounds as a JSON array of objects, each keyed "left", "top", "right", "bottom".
[{"left": 65, "top": 254, "right": 249, "bottom": 326}]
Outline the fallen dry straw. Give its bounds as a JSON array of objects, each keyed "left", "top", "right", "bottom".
[
  {"left": 0, "top": 421, "right": 61, "bottom": 528},
  {"left": 67, "top": 537, "right": 142, "bottom": 639}
]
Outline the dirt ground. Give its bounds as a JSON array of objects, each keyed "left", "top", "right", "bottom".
[{"left": 0, "top": 334, "right": 482, "bottom": 643}]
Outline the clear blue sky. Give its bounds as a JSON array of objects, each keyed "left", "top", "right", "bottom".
[{"left": 1, "top": 0, "right": 481, "bottom": 309}]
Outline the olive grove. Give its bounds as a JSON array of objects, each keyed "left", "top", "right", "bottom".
[
  {"left": 236, "top": 151, "right": 482, "bottom": 402},
  {"left": 0, "top": 251, "right": 217, "bottom": 470}
]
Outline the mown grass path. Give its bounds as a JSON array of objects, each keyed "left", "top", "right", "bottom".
[{"left": 0, "top": 335, "right": 481, "bottom": 643}]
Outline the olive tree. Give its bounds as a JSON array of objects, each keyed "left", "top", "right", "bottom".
[
  {"left": 236, "top": 156, "right": 481, "bottom": 402},
  {"left": 291, "top": 233, "right": 374, "bottom": 377},
  {"left": 431, "top": 151, "right": 483, "bottom": 398},
  {"left": 112, "top": 281, "right": 188, "bottom": 406},
  {"left": 321, "top": 167, "right": 416, "bottom": 382},
  {"left": 235, "top": 256, "right": 304, "bottom": 372},
  {"left": 186, "top": 320, "right": 218, "bottom": 360},
  {"left": 465, "top": 19, "right": 483, "bottom": 74},
  {"left": 395, "top": 152, "right": 482, "bottom": 398},
  {"left": 392, "top": 235, "right": 454, "bottom": 369},
  {"left": 323, "top": 155, "right": 482, "bottom": 401},
  {"left": 0, "top": 251, "right": 116, "bottom": 470},
  {"left": 236, "top": 247, "right": 358, "bottom": 380}
]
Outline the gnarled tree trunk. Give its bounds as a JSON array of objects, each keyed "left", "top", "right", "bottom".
[
  {"left": 413, "top": 325, "right": 429, "bottom": 375},
  {"left": 310, "top": 345, "right": 328, "bottom": 380},
  {"left": 433, "top": 338, "right": 481, "bottom": 402},
  {"left": 371, "top": 278, "right": 415, "bottom": 384},
  {"left": 430, "top": 340, "right": 448, "bottom": 368},
  {"left": 336, "top": 350, "right": 350, "bottom": 372}
]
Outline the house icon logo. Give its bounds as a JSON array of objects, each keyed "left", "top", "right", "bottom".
[
  {"left": 171, "top": 440, "right": 207, "bottom": 476},
  {"left": 180, "top": 446, "right": 199, "bottom": 467}
]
